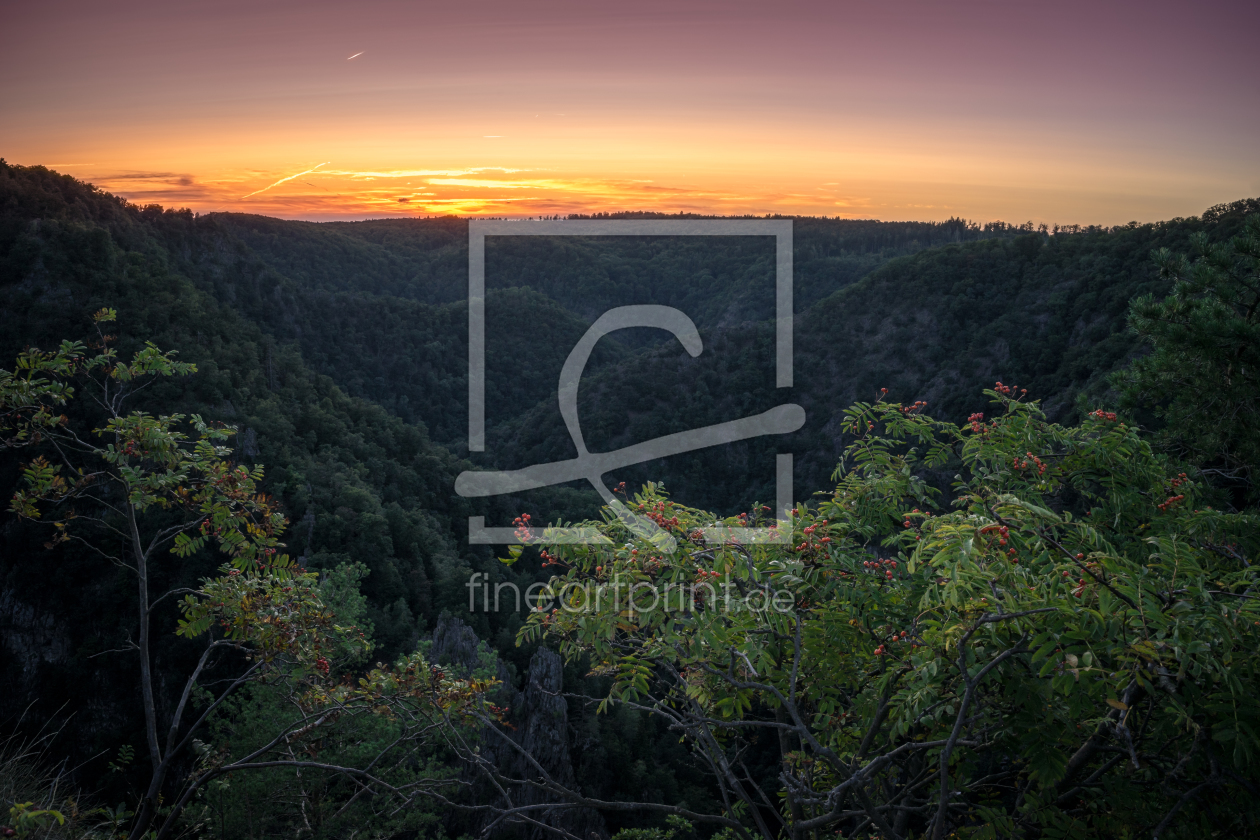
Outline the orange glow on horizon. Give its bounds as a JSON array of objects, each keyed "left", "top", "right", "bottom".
[
  {"left": 21, "top": 100, "right": 1253, "bottom": 224},
  {"left": 5, "top": 1, "right": 1255, "bottom": 225},
  {"left": 46, "top": 154, "right": 1245, "bottom": 226}
]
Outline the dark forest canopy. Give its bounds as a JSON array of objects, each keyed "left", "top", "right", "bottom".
[
  {"left": 2, "top": 160, "right": 1258, "bottom": 839},
  {"left": 2, "top": 158, "right": 1256, "bottom": 641}
]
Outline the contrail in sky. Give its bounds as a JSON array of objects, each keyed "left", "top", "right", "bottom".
[
  {"left": 347, "top": 52, "right": 363, "bottom": 60},
  {"left": 242, "top": 162, "right": 330, "bottom": 198}
]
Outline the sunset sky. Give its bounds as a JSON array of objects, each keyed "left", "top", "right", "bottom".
[{"left": 3, "top": 0, "right": 1256, "bottom": 224}]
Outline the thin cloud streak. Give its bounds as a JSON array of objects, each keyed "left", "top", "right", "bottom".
[
  {"left": 242, "top": 162, "right": 331, "bottom": 198},
  {"left": 92, "top": 166, "right": 850, "bottom": 219},
  {"left": 324, "top": 168, "right": 527, "bottom": 179}
]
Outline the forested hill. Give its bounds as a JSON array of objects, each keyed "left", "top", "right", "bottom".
[
  {"left": 1, "top": 159, "right": 1256, "bottom": 741},
  {"left": 186, "top": 181, "right": 1259, "bottom": 515},
  {"left": 178, "top": 207, "right": 1025, "bottom": 443},
  {"left": 4, "top": 160, "right": 1258, "bottom": 523},
  {"left": 499, "top": 205, "right": 1260, "bottom": 511},
  {"left": 4, "top": 161, "right": 1258, "bottom": 560},
  {"left": 0, "top": 163, "right": 547, "bottom": 755}
]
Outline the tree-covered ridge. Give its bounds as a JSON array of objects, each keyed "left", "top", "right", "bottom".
[
  {"left": 156, "top": 213, "right": 1014, "bottom": 450},
  {"left": 1116, "top": 215, "right": 1260, "bottom": 497},
  {"left": 12, "top": 160, "right": 1248, "bottom": 482},
  {"left": 3, "top": 159, "right": 1260, "bottom": 839},
  {"left": 3, "top": 159, "right": 1255, "bottom": 622},
  {"left": 481, "top": 204, "right": 1257, "bottom": 515},
  {"left": 0, "top": 162, "right": 541, "bottom": 762},
  {"left": 0, "top": 162, "right": 707, "bottom": 830},
  {"left": 212, "top": 211, "right": 1011, "bottom": 310},
  {"left": 117, "top": 175, "right": 1258, "bottom": 518}
]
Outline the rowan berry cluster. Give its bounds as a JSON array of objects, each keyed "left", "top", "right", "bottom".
[
  {"left": 862, "top": 558, "right": 897, "bottom": 580},
  {"left": 512, "top": 513, "right": 533, "bottom": 542},
  {"left": 898, "top": 400, "right": 928, "bottom": 415},
  {"left": 1014, "top": 451, "right": 1046, "bottom": 475},
  {"left": 638, "top": 500, "right": 681, "bottom": 529},
  {"left": 980, "top": 522, "right": 1018, "bottom": 558},
  {"left": 874, "top": 630, "right": 911, "bottom": 656},
  {"left": 899, "top": 509, "right": 926, "bottom": 541},
  {"left": 1061, "top": 565, "right": 1094, "bottom": 597},
  {"left": 993, "top": 381, "right": 1027, "bottom": 397},
  {"left": 1090, "top": 409, "right": 1118, "bottom": 421},
  {"left": 968, "top": 412, "right": 986, "bottom": 433},
  {"left": 979, "top": 523, "right": 1011, "bottom": 545},
  {"left": 1157, "top": 494, "right": 1186, "bottom": 513},
  {"left": 794, "top": 520, "right": 831, "bottom": 552},
  {"left": 1154, "top": 472, "right": 1191, "bottom": 512}
]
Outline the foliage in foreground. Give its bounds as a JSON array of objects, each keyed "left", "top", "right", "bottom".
[
  {"left": 521, "top": 387, "right": 1260, "bottom": 839},
  {"left": 1, "top": 318, "right": 497, "bottom": 840}
]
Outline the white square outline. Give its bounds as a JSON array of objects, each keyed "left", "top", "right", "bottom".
[{"left": 467, "top": 220, "right": 794, "bottom": 546}]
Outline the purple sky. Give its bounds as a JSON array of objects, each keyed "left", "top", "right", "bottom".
[{"left": 3, "top": 0, "right": 1256, "bottom": 221}]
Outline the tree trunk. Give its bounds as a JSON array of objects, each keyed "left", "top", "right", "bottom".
[{"left": 129, "top": 503, "right": 164, "bottom": 840}]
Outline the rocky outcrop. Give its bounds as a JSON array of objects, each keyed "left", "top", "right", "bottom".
[
  {"left": 487, "top": 646, "right": 608, "bottom": 840},
  {"left": 431, "top": 611, "right": 483, "bottom": 675},
  {"left": 0, "top": 589, "right": 70, "bottom": 680},
  {"left": 433, "top": 614, "right": 607, "bottom": 840}
]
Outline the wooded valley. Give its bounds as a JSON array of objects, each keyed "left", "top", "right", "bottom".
[{"left": 2, "top": 160, "right": 1257, "bottom": 839}]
